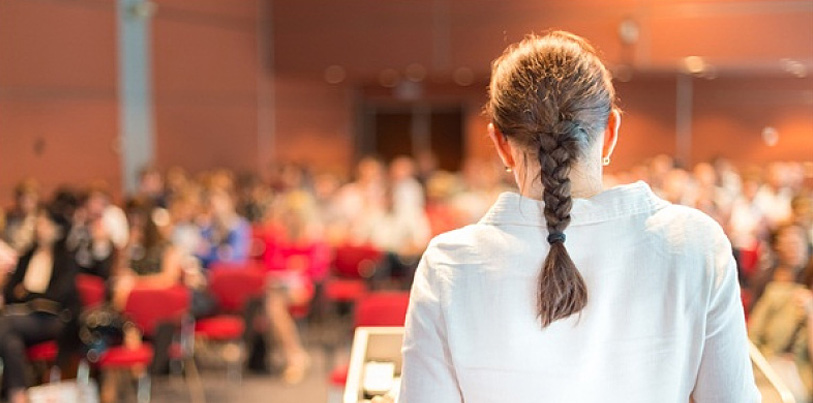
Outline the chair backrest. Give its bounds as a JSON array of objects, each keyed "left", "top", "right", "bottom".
[
  {"left": 124, "top": 285, "right": 190, "bottom": 336},
  {"left": 354, "top": 291, "right": 410, "bottom": 328},
  {"left": 76, "top": 273, "right": 106, "bottom": 309},
  {"left": 207, "top": 262, "right": 267, "bottom": 312},
  {"left": 333, "top": 244, "right": 383, "bottom": 279}
]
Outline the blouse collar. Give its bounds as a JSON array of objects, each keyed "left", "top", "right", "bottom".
[{"left": 479, "top": 181, "right": 669, "bottom": 227}]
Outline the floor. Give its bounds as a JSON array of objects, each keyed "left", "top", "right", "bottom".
[{"left": 150, "top": 346, "right": 338, "bottom": 403}]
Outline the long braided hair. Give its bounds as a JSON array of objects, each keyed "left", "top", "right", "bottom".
[{"left": 486, "top": 31, "right": 616, "bottom": 327}]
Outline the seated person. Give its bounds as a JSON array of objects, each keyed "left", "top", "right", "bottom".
[
  {"left": 3, "top": 179, "right": 40, "bottom": 254},
  {"left": 749, "top": 223, "right": 813, "bottom": 402},
  {"left": 260, "top": 190, "right": 328, "bottom": 383},
  {"left": 111, "top": 200, "right": 182, "bottom": 377},
  {"left": 196, "top": 186, "right": 250, "bottom": 269},
  {"left": 0, "top": 204, "right": 80, "bottom": 403}
]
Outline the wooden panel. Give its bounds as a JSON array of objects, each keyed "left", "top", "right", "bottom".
[
  {"left": 647, "top": 12, "right": 813, "bottom": 67},
  {"left": 152, "top": 17, "right": 259, "bottom": 95},
  {"left": 273, "top": 77, "right": 353, "bottom": 175},
  {"left": 154, "top": 0, "right": 259, "bottom": 20},
  {"left": 0, "top": 99, "right": 120, "bottom": 201},
  {"left": 691, "top": 76, "right": 813, "bottom": 165},
  {"left": 0, "top": 0, "right": 116, "bottom": 89},
  {"left": 154, "top": 103, "right": 258, "bottom": 173}
]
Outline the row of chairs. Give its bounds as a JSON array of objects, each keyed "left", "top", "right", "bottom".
[{"left": 25, "top": 240, "right": 400, "bottom": 401}]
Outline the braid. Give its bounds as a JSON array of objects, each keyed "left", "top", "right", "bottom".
[
  {"left": 486, "top": 31, "right": 615, "bottom": 327},
  {"left": 536, "top": 120, "right": 588, "bottom": 327}
]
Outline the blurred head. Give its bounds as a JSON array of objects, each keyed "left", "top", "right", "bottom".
[
  {"left": 125, "top": 199, "right": 166, "bottom": 249},
  {"left": 791, "top": 195, "right": 812, "bottom": 224},
  {"left": 693, "top": 162, "right": 717, "bottom": 188},
  {"left": 766, "top": 162, "right": 787, "bottom": 190},
  {"left": 13, "top": 179, "right": 40, "bottom": 215},
  {"left": 168, "top": 186, "right": 201, "bottom": 224},
  {"left": 83, "top": 181, "right": 112, "bottom": 220},
  {"left": 356, "top": 156, "right": 385, "bottom": 185},
  {"left": 138, "top": 166, "right": 164, "bottom": 196},
  {"left": 662, "top": 169, "right": 690, "bottom": 203},
  {"left": 771, "top": 224, "right": 810, "bottom": 271},
  {"left": 206, "top": 187, "right": 236, "bottom": 219},
  {"left": 741, "top": 167, "right": 762, "bottom": 200},
  {"left": 390, "top": 156, "right": 416, "bottom": 182},
  {"left": 35, "top": 205, "right": 71, "bottom": 248},
  {"left": 485, "top": 31, "right": 619, "bottom": 327}
]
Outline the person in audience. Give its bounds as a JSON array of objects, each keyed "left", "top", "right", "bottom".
[
  {"left": 390, "top": 156, "right": 425, "bottom": 216},
  {"left": 658, "top": 167, "right": 694, "bottom": 205},
  {"left": 750, "top": 223, "right": 813, "bottom": 305},
  {"left": 791, "top": 194, "right": 813, "bottom": 249},
  {"left": 451, "top": 159, "right": 505, "bottom": 225},
  {"left": 261, "top": 190, "right": 328, "bottom": 383},
  {"left": 111, "top": 199, "right": 183, "bottom": 377},
  {"left": 312, "top": 172, "right": 346, "bottom": 244},
  {"left": 425, "top": 171, "right": 465, "bottom": 237},
  {"left": 692, "top": 162, "right": 730, "bottom": 225},
  {"left": 4, "top": 179, "right": 41, "bottom": 254},
  {"left": 334, "top": 156, "right": 387, "bottom": 243},
  {"left": 360, "top": 183, "right": 431, "bottom": 289},
  {"left": 0, "top": 203, "right": 80, "bottom": 403},
  {"left": 728, "top": 168, "right": 770, "bottom": 282},
  {"left": 756, "top": 162, "right": 794, "bottom": 227},
  {"left": 748, "top": 223, "right": 813, "bottom": 402},
  {"left": 134, "top": 166, "right": 168, "bottom": 208},
  {"left": 197, "top": 184, "right": 251, "bottom": 269},
  {"left": 69, "top": 183, "right": 126, "bottom": 280},
  {"left": 236, "top": 173, "right": 274, "bottom": 224}
]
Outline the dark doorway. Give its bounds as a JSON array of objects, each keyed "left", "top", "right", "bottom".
[{"left": 364, "top": 105, "right": 464, "bottom": 171}]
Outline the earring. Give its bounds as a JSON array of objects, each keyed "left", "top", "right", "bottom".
[
  {"left": 602, "top": 156, "right": 611, "bottom": 166},
  {"left": 505, "top": 166, "right": 513, "bottom": 173}
]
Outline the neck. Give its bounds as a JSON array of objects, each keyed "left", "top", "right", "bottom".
[{"left": 515, "top": 161, "right": 604, "bottom": 200}]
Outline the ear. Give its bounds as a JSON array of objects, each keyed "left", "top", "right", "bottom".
[
  {"left": 488, "top": 123, "right": 516, "bottom": 169},
  {"left": 602, "top": 109, "right": 621, "bottom": 160}
]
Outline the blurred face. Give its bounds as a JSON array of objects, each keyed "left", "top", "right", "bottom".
[
  {"left": 140, "top": 172, "right": 163, "bottom": 194},
  {"left": 18, "top": 193, "right": 38, "bottom": 215},
  {"left": 390, "top": 158, "right": 415, "bottom": 181},
  {"left": 767, "top": 163, "right": 786, "bottom": 189},
  {"left": 357, "top": 159, "right": 383, "bottom": 184},
  {"left": 775, "top": 226, "right": 810, "bottom": 270},
  {"left": 793, "top": 197, "right": 812, "bottom": 222},
  {"left": 86, "top": 192, "right": 108, "bottom": 219},
  {"left": 35, "top": 213, "right": 59, "bottom": 246},
  {"left": 742, "top": 179, "right": 760, "bottom": 199},
  {"left": 209, "top": 191, "right": 233, "bottom": 217},
  {"left": 693, "top": 163, "right": 717, "bottom": 188}
]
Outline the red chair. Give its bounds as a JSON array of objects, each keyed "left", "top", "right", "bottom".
[
  {"left": 329, "top": 291, "right": 410, "bottom": 389},
  {"left": 323, "top": 244, "right": 382, "bottom": 303},
  {"left": 76, "top": 273, "right": 106, "bottom": 309},
  {"left": 97, "top": 286, "right": 190, "bottom": 403},
  {"left": 25, "top": 274, "right": 107, "bottom": 382},
  {"left": 26, "top": 340, "right": 59, "bottom": 383},
  {"left": 353, "top": 291, "right": 410, "bottom": 328},
  {"left": 194, "top": 262, "right": 267, "bottom": 380}
]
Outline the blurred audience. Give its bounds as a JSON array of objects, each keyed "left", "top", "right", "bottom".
[
  {"left": 748, "top": 223, "right": 813, "bottom": 402},
  {"left": 1, "top": 153, "right": 811, "bottom": 395},
  {"left": 0, "top": 203, "right": 80, "bottom": 403}
]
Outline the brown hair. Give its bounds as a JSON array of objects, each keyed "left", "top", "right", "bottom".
[{"left": 486, "top": 31, "right": 616, "bottom": 327}]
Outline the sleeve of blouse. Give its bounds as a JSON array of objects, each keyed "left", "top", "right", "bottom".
[
  {"left": 691, "top": 232, "right": 761, "bottom": 403},
  {"left": 398, "top": 247, "right": 462, "bottom": 403}
]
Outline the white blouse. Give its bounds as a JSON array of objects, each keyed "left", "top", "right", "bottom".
[{"left": 399, "top": 182, "right": 760, "bottom": 403}]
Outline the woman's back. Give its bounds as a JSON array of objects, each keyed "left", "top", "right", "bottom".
[{"left": 400, "top": 182, "right": 758, "bottom": 402}]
